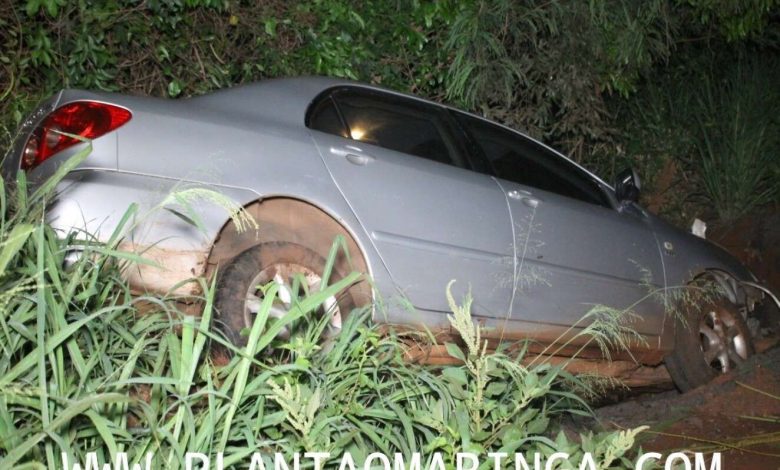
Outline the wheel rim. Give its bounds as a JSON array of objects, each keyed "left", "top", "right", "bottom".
[
  {"left": 243, "top": 262, "right": 342, "bottom": 341},
  {"left": 699, "top": 306, "right": 749, "bottom": 373}
]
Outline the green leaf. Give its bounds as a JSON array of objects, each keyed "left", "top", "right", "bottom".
[
  {"left": 25, "top": 0, "right": 40, "bottom": 16},
  {"left": 445, "top": 342, "right": 465, "bottom": 361},
  {"left": 44, "top": 0, "right": 59, "bottom": 17},
  {"left": 168, "top": 80, "right": 182, "bottom": 97},
  {"left": 442, "top": 366, "right": 467, "bottom": 385},
  {"left": 485, "top": 381, "right": 508, "bottom": 397},
  {"left": 0, "top": 223, "right": 34, "bottom": 277},
  {"left": 264, "top": 18, "right": 277, "bottom": 36}
]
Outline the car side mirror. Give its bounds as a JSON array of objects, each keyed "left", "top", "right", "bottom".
[{"left": 615, "top": 167, "right": 641, "bottom": 204}]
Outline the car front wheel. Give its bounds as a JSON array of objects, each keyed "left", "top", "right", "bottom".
[{"left": 665, "top": 298, "right": 754, "bottom": 391}]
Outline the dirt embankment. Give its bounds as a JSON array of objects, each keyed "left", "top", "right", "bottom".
[
  {"left": 592, "top": 346, "right": 780, "bottom": 469},
  {"left": 710, "top": 210, "right": 780, "bottom": 297}
]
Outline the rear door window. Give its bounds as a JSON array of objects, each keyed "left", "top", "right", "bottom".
[{"left": 454, "top": 112, "right": 611, "bottom": 208}]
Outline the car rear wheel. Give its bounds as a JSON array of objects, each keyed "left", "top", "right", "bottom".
[
  {"left": 665, "top": 298, "right": 754, "bottom": 391},
  {"left": 213, "top": 241, "right": 357, "bottom": 349}
]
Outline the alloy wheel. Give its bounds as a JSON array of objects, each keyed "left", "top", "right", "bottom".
[
  {"left": 243, "top": 262, "right": 341, "bottom": 340},
  {"left": 699, "top": 306, "right": 750, "bottom": 373}
]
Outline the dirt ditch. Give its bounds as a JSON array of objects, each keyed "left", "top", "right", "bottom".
[{"left": 591, "top": 346, "right": 780, "bottom": 469}]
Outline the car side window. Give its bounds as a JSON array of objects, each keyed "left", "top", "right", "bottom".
[
  {"left": 454, "top": 112, "right": 611, "bottom": 208},
  {"left": 307, "top": 96, "right": 349, "bottom": 138},
  {"left": 308, "top": 88, "right": 464, "bottom": 168}
]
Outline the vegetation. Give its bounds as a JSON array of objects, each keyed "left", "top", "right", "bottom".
[
  {"left": 1, "top": 0, "right": 778, "bottom": 225},
  {"left": 0, "top": 150, "right": 648, "bottom": 467},
  {"left": 615, "top": 47, "right": 780, "bottom": 223}
]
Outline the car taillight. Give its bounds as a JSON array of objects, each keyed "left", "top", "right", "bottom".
[{"left": 21, "top": 101, "right": 132, "bottom": 171}]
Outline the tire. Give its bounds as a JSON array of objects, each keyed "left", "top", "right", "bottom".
[
  {"left": 665, "top": 298, "right": 754, "bottom": 391},
  {"left": 213, "top": 241, "right": 358, "bottom": 348}
]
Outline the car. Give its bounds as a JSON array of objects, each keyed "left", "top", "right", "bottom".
[{"left": 3, "top": 77, "right": 772, "bottom": 390}]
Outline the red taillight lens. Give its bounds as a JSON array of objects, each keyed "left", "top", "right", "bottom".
[{"left": 21, "top": 101, "right": 132, "bottom": 170}]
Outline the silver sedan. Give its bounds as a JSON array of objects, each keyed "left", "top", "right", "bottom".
[{"left": 4, "top": 77, "right": 771, "bottom": 390}]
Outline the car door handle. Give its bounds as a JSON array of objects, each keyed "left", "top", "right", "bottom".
[
  {"left": 507, "top": 190, "right": 541, "bottom": 208},
  {"left": 345, "top": 153, "right": 376, "bottom": 165},
  {"left": 330, "top": 146, "right": 376, "bottom": 165},
  {"left": 520, "top": 196, "right": 540, "bottom": 208}
]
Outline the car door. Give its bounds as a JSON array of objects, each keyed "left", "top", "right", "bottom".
[
  {"left": 452, "top": 111, "right": 666, "bottom": 337},
  {"left": 306, "top": 87, "right": 514, "bottom": 318}
]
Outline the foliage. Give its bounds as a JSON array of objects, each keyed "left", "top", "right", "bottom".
[
  {"left": 683, "top": 0, "right": 780, "bottom": 40},
  {"left": 0, "top": 153, "right": 648, "bottom": 468},
  {"left": 692, "top": 55, "right": 779, "bottom": 221},
  {"left": 613, "top": 46, "right": 780, "bottom": 223},
  {"left": 443, "top": 0, "right": 677, "bottom": 160},
  {"left": 0, "top": 0, "right": 454, "bottom": 135}
]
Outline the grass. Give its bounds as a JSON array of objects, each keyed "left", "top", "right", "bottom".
[
  {"left": 693, "top": 56, "right": 780, "bottom": 222},
  {"left": 0, "top": 152, "right": 646, "bottom": 468}
]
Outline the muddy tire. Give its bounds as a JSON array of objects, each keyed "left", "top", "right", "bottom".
[
  {"left": 213, "top": 241, "right": 357, "bottom": 348},
  {"left": 666, "top": 298, "right": 754, "bottom": 392}
]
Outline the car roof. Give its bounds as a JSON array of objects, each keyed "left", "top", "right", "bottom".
[
  {"left": 191, "top": 76, "right": 613, "bottom": 189},
  {"left": 189, "top": 76, "right": 427, "bottom": 123}
]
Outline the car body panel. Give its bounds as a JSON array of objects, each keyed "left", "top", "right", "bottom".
[
  {"left": 4, "top": 76, "right": 766, "bottom": 361},
  {"left": 496, "top": 178, "right": 667, "bottom": 337},
  {"left": 649, "top": 215, "right": 756, "bottom": 290},
  {"left": 310, "top": 129, "right": 515, "bottom": 316}
]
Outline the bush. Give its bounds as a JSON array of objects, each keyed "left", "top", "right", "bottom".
[
  {"left": 612, "top": 49, "right": 780, "bottom": 224},
  {"left": 692, "top": 56, "right": 780, "bottom": 222}
]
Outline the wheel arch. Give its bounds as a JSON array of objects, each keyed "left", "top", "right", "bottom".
[
  {"left": 665, "top": 268, "right": 760, "bottom": 391},
  {"left": 660, "top": 267, "right": 758, "bottom": 354},
  {"left": 205, "top": 196, "right": 374, "bottom": 306},
  {"left": 691, "top": 267, "right": 764, "bottom": 315}
]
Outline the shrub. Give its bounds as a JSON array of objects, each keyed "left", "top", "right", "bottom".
[
  {"left": 612, "top": 50, "right": 780, "bottom": 224},
  {"left": 692, "top": 56, "right": 780, "bottom": 222}
]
